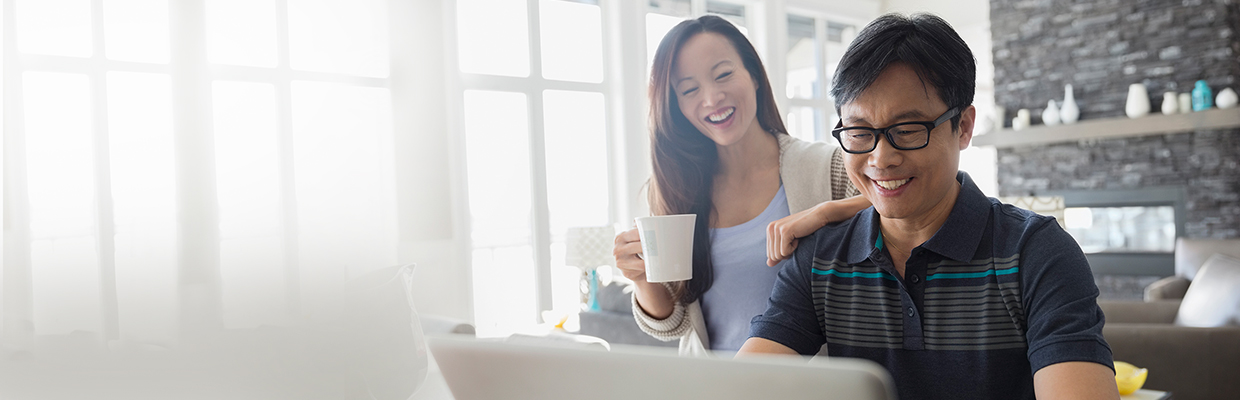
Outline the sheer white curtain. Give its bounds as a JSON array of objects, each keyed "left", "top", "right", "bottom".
[{"left": 2, "top": 0, "right": 398, "bottom": 349}]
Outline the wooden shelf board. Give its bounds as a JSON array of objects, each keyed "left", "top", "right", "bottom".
[{"left": 971, "top": 107, "right": 1240, "bottom": 148}]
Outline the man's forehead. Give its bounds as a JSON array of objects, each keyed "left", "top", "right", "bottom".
[{"left": 838, "top": 65, "right": 943, "bottom": 124}]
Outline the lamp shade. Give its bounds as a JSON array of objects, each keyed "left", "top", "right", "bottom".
[{"left": 565, "top": 226, "right": 615, "bottom": 269}]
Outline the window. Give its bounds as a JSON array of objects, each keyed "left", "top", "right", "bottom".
[
  {"left": 646, "top": 0, "right": 751, "bottom": 75},
  {"left": 4, "top": 0, "right": 397, "bottom": 345},
  {"left": 455, "top": 0, "right": 613, "bottom": 337},
  {"left": 784, "top": 11, "right": 856, "bottom": 142}
]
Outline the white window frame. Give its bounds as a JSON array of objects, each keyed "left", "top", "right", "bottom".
[
  {"left": 783, "top": 6, "right": 868, "bottom": 142},
  {"left": 447, "top": 0, "right": 624, "bottom": 326}
]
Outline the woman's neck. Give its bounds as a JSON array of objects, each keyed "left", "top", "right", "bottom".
[{"left": 715, "top": 124, "right": 779, "bottom": 178}]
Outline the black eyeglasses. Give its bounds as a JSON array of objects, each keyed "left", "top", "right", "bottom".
[{"left": 831, "top": 107, "right": 960, "bottom": 154}]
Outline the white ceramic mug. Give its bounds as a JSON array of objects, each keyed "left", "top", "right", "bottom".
[{"left": 635, "top": 214, "right": 696, "bottom": 282}]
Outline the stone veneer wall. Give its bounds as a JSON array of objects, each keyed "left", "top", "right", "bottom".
[
  {"left": 989, "top": 0, "right": 1240, "bottom": 297},
  {"left": 990, "top": 0, "right": 1240, "bottom": 239},
  {"left": 991, "top": 0, "right": 1240, "bottom": 121},
  {"left": 998, "top": 128, "right": 1240, "bottom": 238}
]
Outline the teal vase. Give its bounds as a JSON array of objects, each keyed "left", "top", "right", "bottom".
[{"left": 1192, "top": 80, "right": 1213, "bottom": 111}]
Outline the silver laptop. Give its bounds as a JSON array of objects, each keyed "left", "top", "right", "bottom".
[{"left": 427, "top": 334, "right": 897, "bottom": 400}]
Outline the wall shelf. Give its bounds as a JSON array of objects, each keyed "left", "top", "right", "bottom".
[{"left": 971, "top": 107, "right": 1240, "bottom": 148}]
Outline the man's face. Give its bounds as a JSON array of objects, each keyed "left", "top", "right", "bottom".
[{"left": 839, "top": 63, "right": 975, "bottom": 221}]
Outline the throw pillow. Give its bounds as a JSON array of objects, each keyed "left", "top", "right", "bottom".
[{"left": 1175, "top": 254, "right": 1240, "bottom": 327}]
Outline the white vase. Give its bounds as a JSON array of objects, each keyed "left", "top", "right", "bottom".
[
  {"left": 1060, "top": 84, "right": 1080, "bottom": 124},
  {"left": 1217, "top": 87, "right": 1238, "bottom": 109},
  {"left": 1013, "top": 109, "right": 1031, "bottom": 130},
  {"left": 1179, "top": 93, "right": 1193, "bottom": 114},
  {"left": 1161, "top": 92, "right": 1178, "bottom": 115},
  {"left": 1125, "top": 83, "right": 1150, "bottom": 118},
  {"left": 1042, "top": 100, "right": 1061, "bottom": 126}
]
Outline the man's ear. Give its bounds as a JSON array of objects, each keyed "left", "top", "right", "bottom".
[{"left": 956, "top": 105, "right": 976, "bottom": 150}]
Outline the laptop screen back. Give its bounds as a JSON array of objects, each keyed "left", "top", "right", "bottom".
[{"left": 427, "top": 335, "right": 897, "bottom": 400}]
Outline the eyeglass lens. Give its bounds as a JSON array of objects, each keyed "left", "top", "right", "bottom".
[{"left": 839, "top": 123, "right": 929, "bottom": 152}]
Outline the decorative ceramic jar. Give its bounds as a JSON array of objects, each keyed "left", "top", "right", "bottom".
[
  {"left": 1216, "top": 87, "right": 1238, "bottom": 109},
  {"left": 1126, "top": 83, "right": 1150, "bottom": 118},
  {"left": 1042, "top": 100, "right": 1061, "bottom": 126},
  {"left": 1013, "top": 109, "right": 1031, "bottom": 130},
  {"left": 1178, "top": 93, "right": 1193, "bottom": 114},
  {"left": 1060, "top": 84, "right": 1080, "bottom": 124},
  {"left": 1161, "top": 92, "right": 1178, "bottom": 115},
  {"left": 1192, "top": 80, "right": 1213, "bottom": 111}
]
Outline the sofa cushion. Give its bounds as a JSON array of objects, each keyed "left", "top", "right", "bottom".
[
  {"left": 595, "top": 282, "right": 633, "bottom": 314},
  {"left": 1175, "top": 238, "right": 1240, "bottom": 280},
  {"left": 1143, "top": 276, "right": 1190, "bottom": 301},
  {"left": 1175, "top": 254, "right": 1240, "bottom": 327}
]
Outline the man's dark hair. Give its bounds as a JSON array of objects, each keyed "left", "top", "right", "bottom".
[{"left": 830, "top": 13, "right": 976, "bottom": 130}]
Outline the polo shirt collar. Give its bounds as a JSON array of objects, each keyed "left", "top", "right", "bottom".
[
  {"left": 845, "top": 171, "right": 989, "bottom": 264},
  {"left": 846, "top": 208, "right": 881, "bottom": 264},
  {"left": 921, "top": 171, "right": 989, "bottom": 263}
]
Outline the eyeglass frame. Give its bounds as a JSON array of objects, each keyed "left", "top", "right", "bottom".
[{"left": 831, "top": 107, "right": 961, "bottom": 154}]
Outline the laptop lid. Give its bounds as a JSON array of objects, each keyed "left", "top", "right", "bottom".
[{"left": 427, "top": 335, "right": 897, "bottom": 400}]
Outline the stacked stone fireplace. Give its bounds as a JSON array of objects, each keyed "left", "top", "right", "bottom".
[{"left": 989, "top": 0, "right": 1240, "bottom": 298}]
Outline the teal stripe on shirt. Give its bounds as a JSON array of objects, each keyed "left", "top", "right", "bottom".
[
  {"left": 811, "top": 268, "right": 899, "bottom": 281},
  {"left": 925, "top": 267, "right": 1019, "bottom": 280}
]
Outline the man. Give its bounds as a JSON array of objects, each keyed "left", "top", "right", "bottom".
[{"left": 738, "top": 13, "right": 1119, "bottom": 400}]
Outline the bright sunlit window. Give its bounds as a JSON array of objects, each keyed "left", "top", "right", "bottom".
[
  {"left": 205, "top": 0, "right": 278, "bottom": 67},
  {"left": 453, "top": 0, "right": 759, "bottom": 337},
  {"left": 107, "top": 71, "right": 177, "bottom": 342},
  {"left": 456, "top": 0, "right": 531, "bottom": 77},
  {"left": 456, "top": 0, "right": 613, "bottom": 337},
  {"left": 540, "top": 0, "right": 604, "bottom": 83},
  {"left": 646, "top": 0, "right": 749, "bottom": 78},
  {"left": 784, "top": 11, "right": 856, "bottom": 142},
  {"left": 4, "top": 0, "right": 398, "bottom": 345}
]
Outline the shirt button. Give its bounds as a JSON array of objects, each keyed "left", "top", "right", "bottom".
[
  {"left": 907, "top": 307, "right": 915, "bottom": 317},
  {"left": 911, "top": 274, "right": 921, "bottom": 284}
]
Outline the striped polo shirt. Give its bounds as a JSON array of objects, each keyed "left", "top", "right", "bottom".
[{"left": 750, "top": 172, "right": 1112, "bottom": 400}]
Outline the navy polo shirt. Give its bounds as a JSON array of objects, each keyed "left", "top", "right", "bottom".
[{"left": 750, "top": 172, "right": 1112, "bottom": 400}]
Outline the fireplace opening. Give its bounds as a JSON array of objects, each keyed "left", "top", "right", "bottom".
[
  {"left": 1064, "top": 205, "right": 1176, "bottom": 254},
  {"left": 1039, "top": 186, "right": 1186, "bottom": 277}
]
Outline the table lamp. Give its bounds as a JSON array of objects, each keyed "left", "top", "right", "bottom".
[{"left": 565, "top": 226, "right": 615, "bottom": 312}]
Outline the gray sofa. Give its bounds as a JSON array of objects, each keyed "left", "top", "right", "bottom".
[
  {"left": 1143, "top": 238, "right": 1240, "bottom": 301},
  {"left": 1098, "top": 238, "right": 1240, "bottom": 400}
]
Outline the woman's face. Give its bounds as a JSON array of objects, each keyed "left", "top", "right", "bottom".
[{"left": 671, "top": 32, "right": 761, "bottom": 147}]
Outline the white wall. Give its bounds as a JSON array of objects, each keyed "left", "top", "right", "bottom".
[
  {"left": 787, "top": 0, "right": 881, "bottom": 21},
  {"left": 393, "top": 0, "right": 472, "bottom": 322}
]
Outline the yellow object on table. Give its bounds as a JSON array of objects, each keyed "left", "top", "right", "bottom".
[{"left": 1114, "top": 361, "right": 1148, "bottom": 395}]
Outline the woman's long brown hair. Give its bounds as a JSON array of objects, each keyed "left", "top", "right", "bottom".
[{"left": 647, "top": 15, "right": 787, "bottom": 304}]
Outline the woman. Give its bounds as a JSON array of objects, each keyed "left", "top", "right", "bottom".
[{"left": 613, "top": 15, "right": 870, "bottom": 355}]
